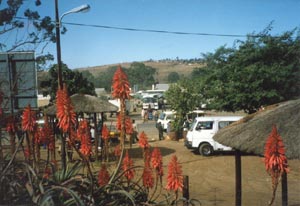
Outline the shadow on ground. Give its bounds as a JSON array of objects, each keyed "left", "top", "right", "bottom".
[{"left": 127, "top": 146, "right": 176, "bottom": 159}]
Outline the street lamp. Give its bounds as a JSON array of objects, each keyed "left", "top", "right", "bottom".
[
  {"left": 55, "top": 1, "right": 90, "bottom": 89},
  {"left": 54, "top": 1, "right": 90, "bottom": 169}
]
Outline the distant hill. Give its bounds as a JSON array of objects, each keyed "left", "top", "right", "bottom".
[{"left": 76, "top": 60, "right": 205, "bottom": 83}]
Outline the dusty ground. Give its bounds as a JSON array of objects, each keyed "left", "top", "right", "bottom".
[
  {"left": 106, "top": 110, "right": 300, "bottom": 206},
  {"left": 126, "top": 139, "right": 300, "bottom": 206},
  {"left": 8, "top": 111, "right": 299, "bottom": 206}
]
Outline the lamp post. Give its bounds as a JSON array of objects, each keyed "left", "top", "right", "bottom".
[
  {"left": 55, "top": 1, "right": 90, "bottom": 89},
  {"left": 55, "top": 0, "right": 90, "bottom": 169}
]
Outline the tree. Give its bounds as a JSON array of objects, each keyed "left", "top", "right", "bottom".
[
  {"left": 94, "top": 66, "right": 120, "bottom": 92},
  {"left": 81, "top": 70, "right": 96, "bottom": 86},
  {"left": 40, "top": 63, "right": 96, "bottom": 101},
  {"left": 165, "top": 79, "right": 199, "bottom": 135},
  {"left": 167, "top": 72, "right": 180, "bottom": 83},
  {"left": 197, "top": 28, "right": 300, "bottom": 114},
  {"left": 127, "top": 62, "right": 156, "bottom": 90},
  {"left": 0, "top": 0, "right": 58, "bottom": 69}
]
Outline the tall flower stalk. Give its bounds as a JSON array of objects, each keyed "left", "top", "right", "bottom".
[
  {"left": 102, "top": 124, "right": 110, "bottom": 161},
  {"left": 77, "top": 120, "right": 92, "bottom": 157},
  {"left": 264, "top": 125, "right": 289, "bottom": 206},
  {"left": 166, "top": 155, "right": 183, "bottom": 200},
  {"left": 56, "top": 84, "right": 76, "bottom": 170},
  {"left": 21, "top": 105, "right": 37, "bottom": 163},
  {"left": 122, "top": 150, "right": 135, "bottom": 183},
  {"left": 110, "top": 66, "right": 131, "bottom": 183},
  {"left": 98, "top": 164, "right": 110, "bottom": 187}
]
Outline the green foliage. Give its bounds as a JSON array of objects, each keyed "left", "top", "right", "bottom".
[
  {"left": 94, "top": 66, "right": 120, "bottom": 91},
  {"left": 0, "top": 0, "right": 56, "bottom": 69},
  {"left": 39, "top": 63, "right": 96, "bottom": 101},
  {"left": 165, "top": 79, "right": 200, "bottom": 133},
  {"left": 127, "top": 62, "right": 157, "bottom": 90},
  {"left": 80, "top": 70, "right": 96, "bottom": 87},
  {"left": 194, "top": 27, "right": 300, "bottom": 114},
  {"left": 167, "top": 72, "right": 180, "bottom": 83},
  {"left": 93, "top": 62, "right": 157, "bottom": 92}
]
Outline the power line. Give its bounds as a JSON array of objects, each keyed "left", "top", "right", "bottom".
[
  {"left": 14, "top": 16, "right": 262, "bottom": 38},
  {"left": 16, "top": 16, "right": 297, "bottom": 39},
  {"left": 63, "top": 21, "right": 251, "bottom": 38}
]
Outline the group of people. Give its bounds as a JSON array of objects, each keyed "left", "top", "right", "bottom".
[{"left": 141, "top": 107, "right": 159, "bottom": 123}]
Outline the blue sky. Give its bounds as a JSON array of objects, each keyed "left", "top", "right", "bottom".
[{"left": 2, "top": 0, "right": 300, "bottom": 69}]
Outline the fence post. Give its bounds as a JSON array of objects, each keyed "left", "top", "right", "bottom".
[{"left": 183, "top": 175, "right": 189, "bottom": 206}]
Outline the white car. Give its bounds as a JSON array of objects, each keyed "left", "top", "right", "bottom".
[{"left": 156, "top": 111, "right": 175, "bottom": 131}]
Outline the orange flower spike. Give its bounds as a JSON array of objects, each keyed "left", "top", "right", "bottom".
[
  {"left": 114, "top": 144, "right": 121, "bottom": 157},
  {"left": 264, "top": 125, "right": 289, "bottom": 174},
  {"left": 112, "top": 66, "right": 131, "bottom": 100},
  {"left": 122, "top": 150, "right": 135, "bottom": 181},
  {"left": 78, "top": 120, "right": 92, "bottom": 157},
  {"left": 6, "top": 116, "right": 16, "bottom": 133},
  {"left": 138, "top": 131, "right": 150, "bottom": 149},
  {"left": 56, "top": 84, "right": 76, "bottom": 133},
  {"left": 166, "top": 155, "right": 183, "bottom": 192},
  {"left": 116, "top": 114, "right": 122, "bottom": 131},
  {"left": 34, "top": 128, "right": 41, "bottom": 145},
  {"left": 22, "top": 105, "right": 37, "bottom": 132},
  {"left": 102, "top": 124, "right": 110, "bottom": 141},
  {"left": 125, "top": 117, "right": 133, "bottom": 134},
  {"left": 151, "top": 147, "right": 164, "bottom": 176},
  {"left": 143, "top": 153, "right": 154, "bottom": 189},
  {"left": 98, "top": 164, "right": 110, "bottom": 187},
  {"left": 42, "top": 116, "right": 55, "bottom": 150}
]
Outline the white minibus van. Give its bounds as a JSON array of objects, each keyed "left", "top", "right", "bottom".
[{"left": 185, "top": 116, "right": 243, "bottom": 156}]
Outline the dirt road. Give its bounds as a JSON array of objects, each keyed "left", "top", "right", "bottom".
[{"left": 127, "top": 139, "right": 300, "bottom": 206}]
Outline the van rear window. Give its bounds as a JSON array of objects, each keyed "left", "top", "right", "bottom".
[{"left": 218, "top": 121, "right": 235, "bottom": 129}]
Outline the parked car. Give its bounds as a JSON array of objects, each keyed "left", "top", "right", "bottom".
[
  {"left": 185, "top": 116, "right": 243, "bottom": 156},
  {"left": 156, "top": 111, "right": 175, "bottom": 131}
]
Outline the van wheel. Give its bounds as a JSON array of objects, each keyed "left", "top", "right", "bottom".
[{"left": 199, "top": 143, "right": 213, "bottom": 156}]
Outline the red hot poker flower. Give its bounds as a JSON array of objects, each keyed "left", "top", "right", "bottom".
[
  {"left": 98, "top": 164, "right": 110, "bottom": 187},
  {"left": 122, "top": 150, "right": 135, "bottom": 181},
  {"left": 77, "top": 120, "right": 92, "bottom": 157},
  {"left": 143, "top": 152, "right": 154, "bottom": 189},
  {"left": 114, "top": 144, "right": 121, "bottom": 157},
  {"left": 138, "top": 131, "right": 150, "bottom": 149},
  {"left": 125, "top": 117, "right": 133, "bottom": 134},
  {"left": 112, "top": 66, "right": 131, "bottom": 100},
  {"left": 22, "top": 105, "right": 36, "bottom": 132},
  {"left": 166, "top": 155, "right": 183, "bottom": 192},
  {"left": 102, "top": 124, "right": 110, "bottom": 141},
  {"left": 264, "top": 125, "right": 289, "bottom": 174},
  {"left": 6, "top": 116, "right": 17, "bottom": 133},
  {"left": 39, "top": 116, "right": 55, "bottom": 151},
  {"left": 264, "top": 125, "right": 289, "bottom": 205},
  {"left": 116, "top": 114, "right": 133, "bottom": 135},
  {"left": 56, "top": 84, "right": 76, "bottom": 133},
  {"left": 151, "top": 147, "right": 164, "bottom": 177}
]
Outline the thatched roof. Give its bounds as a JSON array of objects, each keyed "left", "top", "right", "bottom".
[
  {"left": 213, "top": 99, "right": 300, "bottom": 159},
  {"left": 44, "top": 94, "right": 118, "bottom": 115}
]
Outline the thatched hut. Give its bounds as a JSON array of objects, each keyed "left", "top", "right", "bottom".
[
  {"left": 44, "top": 93, "right": 118, "bottom": 115},
  {"left": 44, "top": 93, "right": 118, "bottom": 161},
  {"left": 213, "top": 98, "right": 300, "bottom": 206},
  {"left": 214, "top": 98, "right": 300, "bottom": 159}
]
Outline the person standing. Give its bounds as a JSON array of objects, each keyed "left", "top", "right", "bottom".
[
  {"left": 157, "top": 122, "right": 164, "bottom": 140},
  {"left": 130, "top": 119, "right": 139, "bottom": 145}
]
